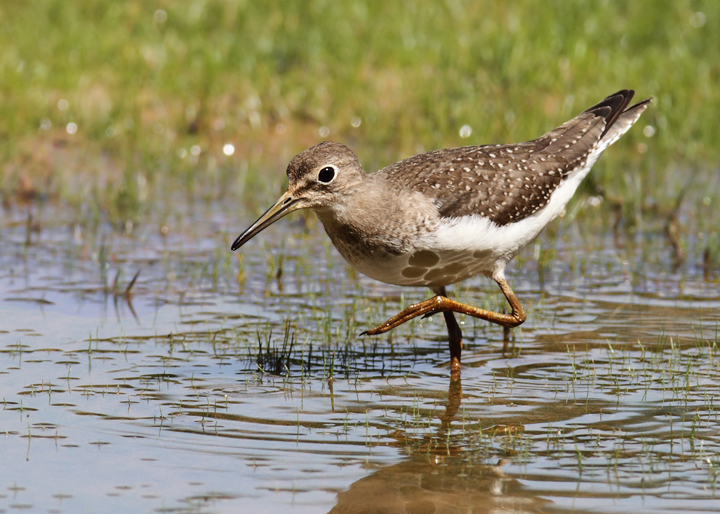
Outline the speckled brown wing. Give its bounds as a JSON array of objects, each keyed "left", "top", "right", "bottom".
[{"left": 382, "top": 90, "right": 635, "bottom": 226}]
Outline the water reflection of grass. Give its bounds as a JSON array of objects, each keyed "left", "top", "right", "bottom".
[{"left": 2, "top": 2, "right": 718, "bottom": 225}]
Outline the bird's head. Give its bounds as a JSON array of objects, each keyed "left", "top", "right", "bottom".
[{"left": 231, "top": 142, "right": 365, "bottom": 251}]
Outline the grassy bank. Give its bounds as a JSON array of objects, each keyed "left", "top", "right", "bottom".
[{"left": 1, "top": 0, "right": 718, "bottom": 226}]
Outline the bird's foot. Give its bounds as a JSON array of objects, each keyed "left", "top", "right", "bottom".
[{"left": 361, "top": 296, "right": 445, "bottom": 336}]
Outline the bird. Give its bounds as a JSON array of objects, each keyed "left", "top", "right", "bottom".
[{"left": 231, "top": 90, "right": 651, "bottom": 374}]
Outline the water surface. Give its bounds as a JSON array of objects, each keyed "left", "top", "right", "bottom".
[{"left": 1, "top": 201, "right": 719, "bottom": 513}]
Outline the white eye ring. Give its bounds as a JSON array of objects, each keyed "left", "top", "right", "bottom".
[{"left": 318, "top": 166, "right": 336, "bottom": 183}]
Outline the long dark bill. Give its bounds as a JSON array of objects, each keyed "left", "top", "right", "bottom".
[{"left": 231, "top": 192, "right": 302, "bottom": 251}]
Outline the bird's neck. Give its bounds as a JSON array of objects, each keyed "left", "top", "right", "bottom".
[
  {"left": 314, "top": 177, "right": 387, "bottom": 230},
  {"left": 313, "top": 176, "right": 438, "bottom": 258}
]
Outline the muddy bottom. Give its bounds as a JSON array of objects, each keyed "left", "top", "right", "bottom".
[{"left": 1, "top": 201, "right": 719, "bottom": 514}]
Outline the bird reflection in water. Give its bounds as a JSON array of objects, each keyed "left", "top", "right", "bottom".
[{"left": 328, "top": 377, "right": 549, "bottom": 514}]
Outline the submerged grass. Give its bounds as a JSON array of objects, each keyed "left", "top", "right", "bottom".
[{"left": 1, "top": 0, "right": 719, "bottom": 229}]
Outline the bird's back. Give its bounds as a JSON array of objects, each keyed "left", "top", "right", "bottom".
[{"left": 378, "top": 90, "right": 650, "bottom": 227}]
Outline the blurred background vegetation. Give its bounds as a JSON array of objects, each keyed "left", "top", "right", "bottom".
[{"left": 0, "top": 0, "right": 717, "bottom": 229}]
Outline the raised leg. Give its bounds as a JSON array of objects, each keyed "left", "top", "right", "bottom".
[{"left": 363, "top": 274, "right": 526, "bottom": 335}]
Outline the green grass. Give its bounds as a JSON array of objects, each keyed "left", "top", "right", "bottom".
[{"left": 1, "top": 0, "right": 718, "bottom": 225}]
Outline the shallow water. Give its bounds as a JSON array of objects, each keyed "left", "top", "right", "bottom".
[{"left": 1, "top": 201, "right": 719, "bottom": 514}]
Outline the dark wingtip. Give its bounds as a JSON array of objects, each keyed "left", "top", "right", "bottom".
[{"left": 584, "top": 90, "right": 636, "bottom": 138}]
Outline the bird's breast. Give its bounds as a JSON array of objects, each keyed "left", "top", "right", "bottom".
[{"left": 316, "top": 208, "right": 504, "bottom": 288}]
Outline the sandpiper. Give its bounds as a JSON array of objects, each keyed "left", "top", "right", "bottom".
[{"left": 232, "top": 90, "right": 651, "bottom": 373}]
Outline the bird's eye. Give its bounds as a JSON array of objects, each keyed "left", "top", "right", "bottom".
[{"left": 318, "top": 166, "right": 336, "bottom": 183}]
